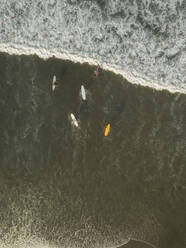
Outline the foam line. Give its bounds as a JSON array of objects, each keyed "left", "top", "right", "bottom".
[{"left": 0, "top": 42, "right": 184, "bottom": 94}]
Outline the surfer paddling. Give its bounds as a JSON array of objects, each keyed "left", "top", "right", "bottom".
[
  {"left": 70, "top": 113, "right": 79, "bottom": 127},
  {"left": 80, "top": 84, "right": 89, "bottom": 115},
  {"left": 52, "top": 75, "right": 58, "bottom": 91},
  {"left": 104, "top": 123, "right": 111, "bottom": 136},
  {"left": 81, "top": 85, "right": 86, "bottom": 101}
]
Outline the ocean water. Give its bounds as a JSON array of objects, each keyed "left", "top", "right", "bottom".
[
  {"left": 1, "top": 0, "right": 186, "bottom": 93},
  {"left": 0, "top": 52, "right": 186, "bottom": 248}
]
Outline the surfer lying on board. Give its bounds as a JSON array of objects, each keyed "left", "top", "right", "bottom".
[
  {"left": 104, "top": 123, "right": 111, "bottom": 136},
  {"left": 80, "top": 85, "right": 89, "bottom": 114},
  {"left": 52, "top": 75, "right": 59, "bottom": 91},
  {"left": 104, "top": 101, "right": 125, "bottom": 137},
  {"left": 81, "top": 85, "right": 86, "bottom": 101},
  {"left": 70, "top": 113, "right": 79, "bottom": 127}
]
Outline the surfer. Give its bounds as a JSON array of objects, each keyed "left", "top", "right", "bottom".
[
  {"left": 52, "top": 75, "right": 58, "bottom": 91},
  {"left": 81, "top": 85, "right": 86, "bottom": 101},
  {"left": 95, "top": 64, "right": 101, "bottom": 78},
  {"left": 70, "top": 113, "right": 79, "bottom": 127},
  {"left": 104, "top": 123, "right": 111, "bottom": 136},
  {"left": 80, "top": 84, "right": 89, "bottom": 114}
]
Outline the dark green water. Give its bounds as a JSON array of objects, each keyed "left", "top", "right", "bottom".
[{"left": 0, "top": 52, "right": 186, "bottom": 248}]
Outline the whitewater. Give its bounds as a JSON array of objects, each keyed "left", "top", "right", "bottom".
[{"left": 0, "top": 0, "right": 186, "bottom": 93}]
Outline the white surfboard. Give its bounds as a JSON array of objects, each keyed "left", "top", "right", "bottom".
[
  {"left": 52, "top": 75, "right": 57, "bottom": 91},
  {"left": 81, "top": 85, "right": 86, "bottom": 100},
  {"left": 70, "top": 113, "right": 78, "bottom": 127}
]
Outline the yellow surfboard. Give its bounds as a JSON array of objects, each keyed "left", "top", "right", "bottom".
[{"left": 104, "top": 124, "right": 111, "bottom": 136}]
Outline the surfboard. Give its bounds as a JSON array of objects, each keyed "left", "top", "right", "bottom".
[
  {"left": 70, "top": 113, "right": 79, "bottom": 127},
  {"left": 81, "top": 85, "right": 86, "bottom": 100},
  {"left": 104, "top": 124, "right": 111, "bottom": 136},
  {"left": 52, "top": 75, "right": 56, "bottom": 91}
]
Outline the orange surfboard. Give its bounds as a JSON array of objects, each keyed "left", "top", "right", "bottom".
[{"left": 104, "top": 124, "right": 111, "bottom": 136}]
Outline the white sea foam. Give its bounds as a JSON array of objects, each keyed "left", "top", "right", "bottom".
[
  {"left": 0, "top": 0, "right": 186, "bottom": 94},
  {"left": 0, "top": 42, "right": 182, "bottom": 94}
]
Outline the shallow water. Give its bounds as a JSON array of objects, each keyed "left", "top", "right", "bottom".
[{"left": 0, "top": 52, "right": 186, "bottom": 248}]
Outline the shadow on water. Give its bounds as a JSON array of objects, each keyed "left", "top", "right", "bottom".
[{"left": 0, "top": 52, "right": 186, "bottom": 248}]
